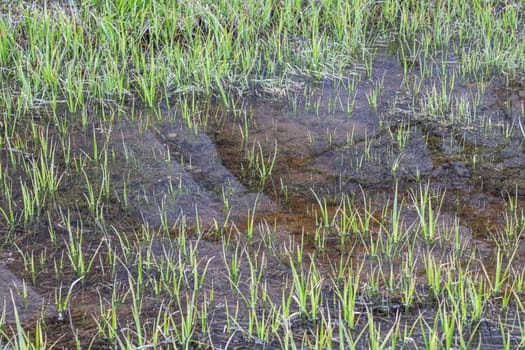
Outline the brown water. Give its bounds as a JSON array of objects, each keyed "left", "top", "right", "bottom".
[{"left": 2, "top": 54, "right": 525, "bottom": 348}]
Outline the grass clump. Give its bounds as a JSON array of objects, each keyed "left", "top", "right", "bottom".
[{"left": 0, "top": 0, "right": 523, "bottom": 112}]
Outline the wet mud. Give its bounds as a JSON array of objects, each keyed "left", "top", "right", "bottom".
[
  {"left": 0, "top": 259, "right": 54, "bottom": 323},
  {"left": 2, "top": 54, "right": 525, "bottom": 348}
]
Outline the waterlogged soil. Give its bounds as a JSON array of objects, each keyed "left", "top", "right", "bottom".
[
  {"left": 0, "top": 255, "right": 55, "bottom": 323},
  {"left": 213, "top": 59, "right": 525, "bottom": 244},
  {"left": 72, "top": 114, "right": 276, "bottom": 230},
  {"left": 3, "top": 54, "right": 525, "bottom": 348}
]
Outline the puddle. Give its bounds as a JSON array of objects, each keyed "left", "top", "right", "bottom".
[
  {"left": 210, "top": 57, "right": 522, "bottom": 237},
  {"left": 3, "top": 53, "right": 525, "bottom": 348},
  {"left": 0, "top": 259, "right": 54, "bottom": 323},
  {"left": 62, "top": 111, "right": 275, "bottom": 232}
]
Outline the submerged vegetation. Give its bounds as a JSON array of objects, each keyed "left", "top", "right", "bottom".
[{"left": 1, "top": 0, "right": 525, "bottom": 349}]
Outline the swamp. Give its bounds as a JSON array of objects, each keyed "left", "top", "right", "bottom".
[{"left": 1, "top": 0, "right": 525, "bottom": 349}]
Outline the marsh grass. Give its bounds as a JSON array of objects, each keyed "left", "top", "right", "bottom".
[
  {"left": 0, "top": 0, "right": 521, "bottom": 113},
  {"left": 1, "top": 0, "right": 525, "bottom": 349},
  {"left": 3, "top": 209, "right": 525, "bottom": 348}
]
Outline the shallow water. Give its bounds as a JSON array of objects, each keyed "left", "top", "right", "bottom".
[{"left": 2, "top": 53, "right": 525, "bottom": 348}]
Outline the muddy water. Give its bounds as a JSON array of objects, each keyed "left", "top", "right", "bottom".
[
  {"left": 2, "top": 55, "right": 525, "bottom": 348},
  {"left": 61, "top": 109, "right": 275, "bottom": 232},
  {"left": 211, "top": 61, "right": 525, "bottom": 244},
  {"left": 50, "top": 56, "right": 525, "bottom": 250},
  {"left": 0, "top": 253, "right": 54, "bottom": 323}
]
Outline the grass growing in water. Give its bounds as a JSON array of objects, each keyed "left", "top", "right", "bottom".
[{"left": 1, "top": 0, "right": 525, "bottom": 349}]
